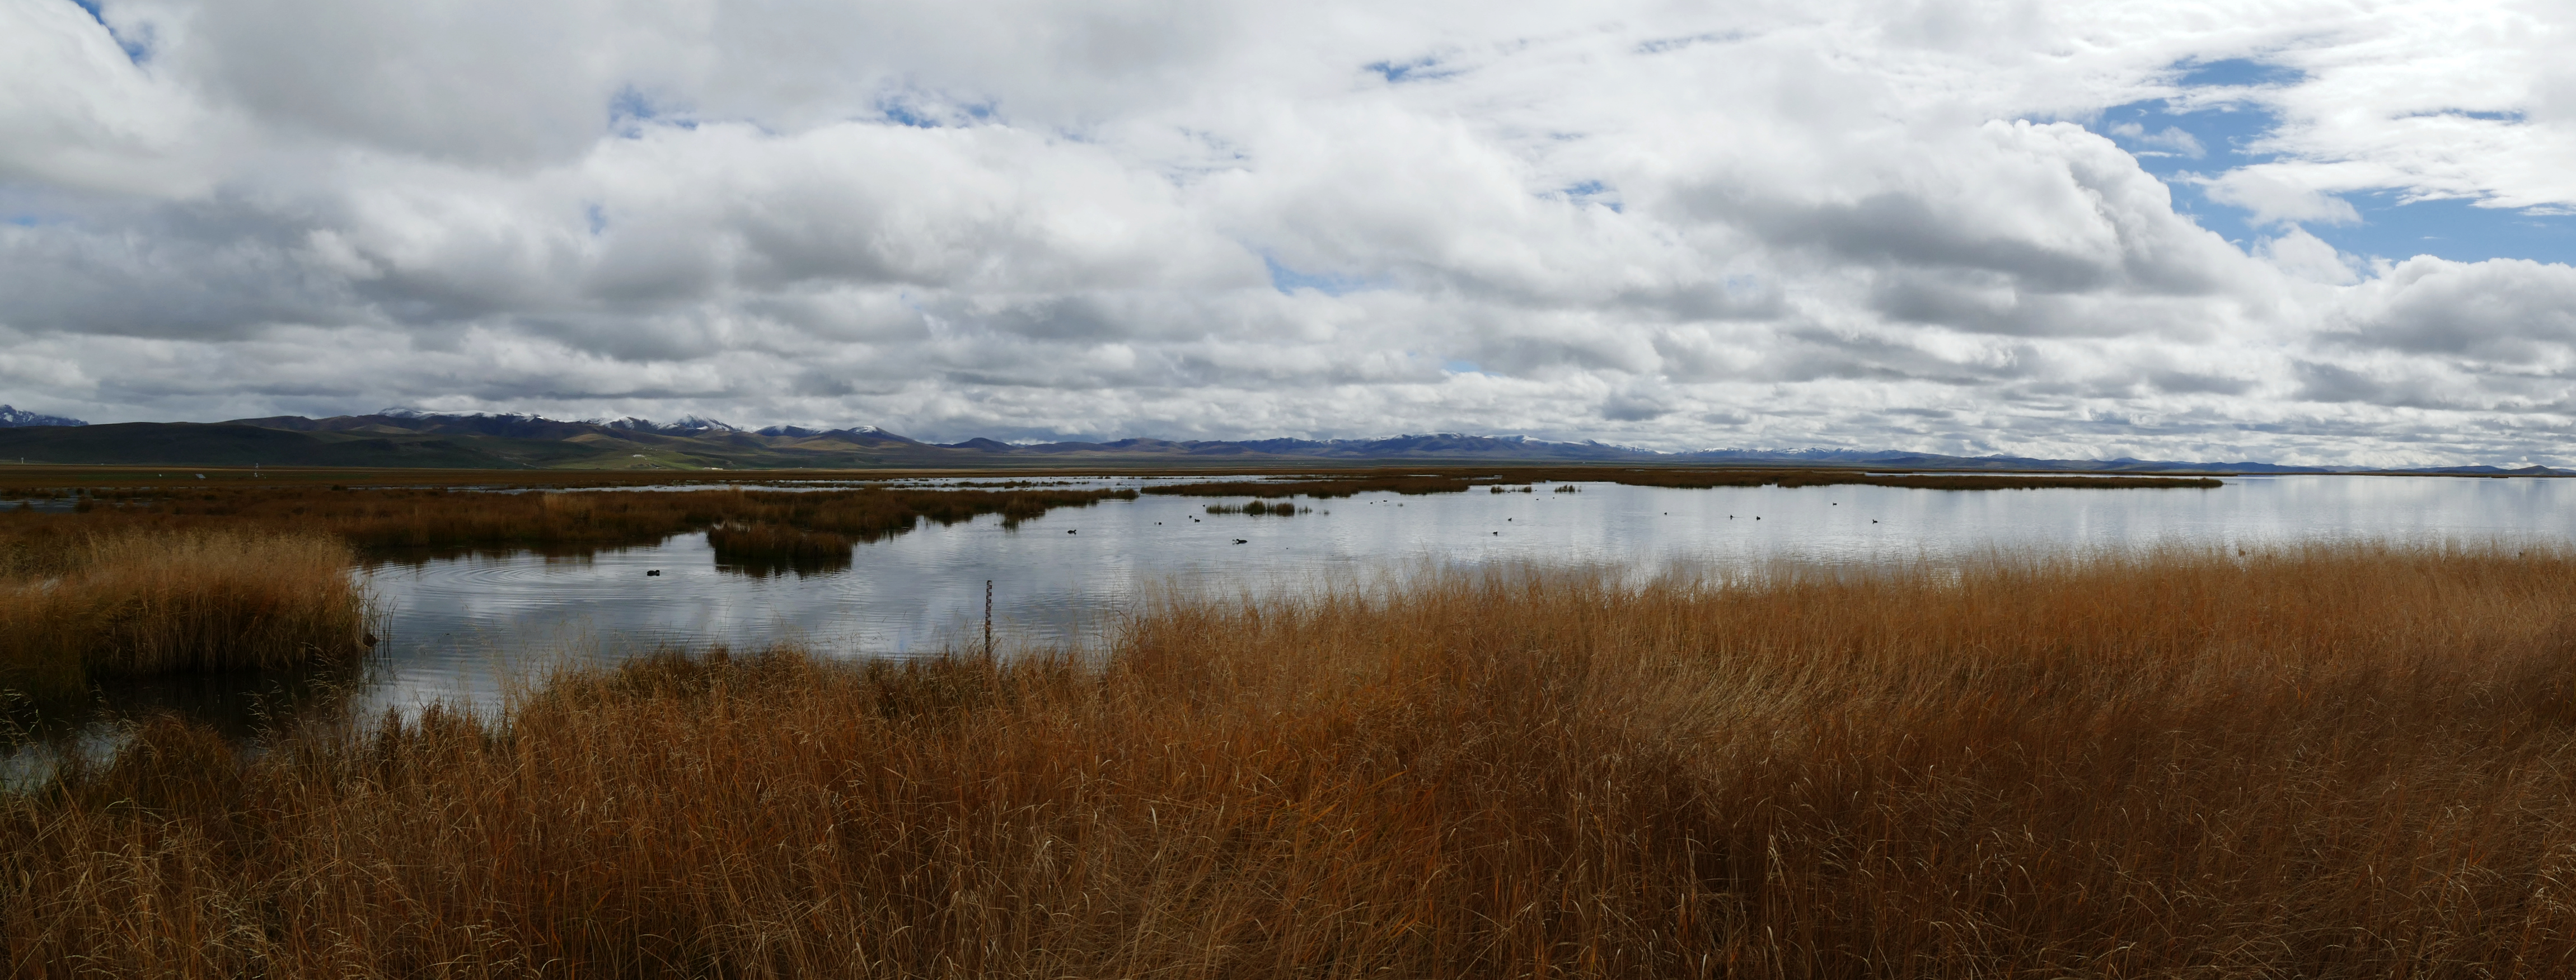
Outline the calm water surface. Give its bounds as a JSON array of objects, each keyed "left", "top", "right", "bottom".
[{"left": 349, "top": 474, "right": 2576, "bottom": 711}]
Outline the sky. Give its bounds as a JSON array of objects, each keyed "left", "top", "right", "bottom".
[{"left": 3, "top": 0, "right": 2574, "bottom": 466}]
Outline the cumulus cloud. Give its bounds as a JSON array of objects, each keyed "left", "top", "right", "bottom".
[
  {"left": 2198, "top": 168, "right": 2363, "bottom": 228},
  {"left": 2257, "top": 227, "right": 2362, "bottom": 285},
  {"left": 0, "top": 0, "right": 218, "bottom": 196},
  {"left": 0, "top": 0, "right": 2570, "bottom": 466},
  {"left": 2107, "top": 122, "right": 2204, "bottom": 158}
]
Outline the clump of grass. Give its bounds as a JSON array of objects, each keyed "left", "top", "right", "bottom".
[
  {"left": 705, "top": 521, "right": 853, "bottom": 561},
  {"left": 1553, "top": 484, "right": 1581, "bottom": 493},
  {"left": 706, "top": 521, "right": 855, "bottom": 578},
  {"left": 0, "top": 529, "right": 371, "bottom": 702},
  {"left": 12, "top": 544, "right": 2576, "bottom": 974}
]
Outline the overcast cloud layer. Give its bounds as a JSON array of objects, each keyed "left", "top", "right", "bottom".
[{"left": 4, "top": 0, "right": 2574, "bottom": 465}]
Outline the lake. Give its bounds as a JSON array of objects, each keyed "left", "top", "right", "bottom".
[{"left": 351, "top": 473, "right": 2576, "bottom": 712}]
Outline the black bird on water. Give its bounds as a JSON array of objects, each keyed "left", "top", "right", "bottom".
[
  {"left": 645, "top": 569, "right": 662, "bottom": 576},
  {"left": 1232, "top": 538, "right": 1248, "bottom": 545}
]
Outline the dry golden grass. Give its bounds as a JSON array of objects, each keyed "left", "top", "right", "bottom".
[
  {"left": 0, "top": 529, "right": 372, "bottom": 701},
  {"left": 10, "top": 543, "right": 2576, "bottom": 976}
]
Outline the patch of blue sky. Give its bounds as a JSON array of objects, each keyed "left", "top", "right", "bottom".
[
  {"left": 1442, "top": 359, "right": 1485, "bottom": 374},
  {"left": 68, "top": 0, "right": 149, "bottom": 63},
  {"left": 1633, "top": 31, "right": 1742, "bottom": 56},
  {"left": 2170, "top": 58, "right": 2304, "bottom": 89},
  {"left": 880, "top": 102, "right": 942, "bottom": 129},
  {"left": 1, "top": 188, "right": 70, "bottom": 228},
  {"left": 2312, "top": 193, "right": 2576, "bottom": 266},
  {"left": 877, "top": 93, "right": 996, "bottom": 129},
  {"left": 1561, "top": 180, "right": 1622, "bottom": 213},
  {"left": 1365, "top": 57, "right": 1457, "bottom": 84},
  {"left": 1264, "top": 256, "right": 1381, "bottom": 297},
  {"left": 2418, "top": 109, "right": 2524, "bottom": 123},
  {"left": 584, "top": 204, "right": 607, "bottom": 236},
  {"left": 2095, "top": 59, "right": 2574, "bottom": 268},
  {"left": 607, "top": 87, "right": 693, "bottom": 137}
]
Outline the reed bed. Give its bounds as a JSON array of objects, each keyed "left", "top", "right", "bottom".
[
  {"left": 706, "top": 521, "right": 858, "bottom": 578},
  {"left": 10, "top": 543, "right": 2576, "bottom": 976},
  {"left": 0, "top": 530, "right": 371, "bottom": 701},
  {"left": 0, "top": 484, "right": 1139, "bottom": 560},
  {"left": 705, "top": 521, "right": 856, "bottom": 561}
]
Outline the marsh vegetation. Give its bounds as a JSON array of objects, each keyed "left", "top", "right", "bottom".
[
  {"left": 8, "top": 544, "right": 2576, "bottom": 975},
  {"left": 0, "top": 530, "right": 372, "bottom": 704}
]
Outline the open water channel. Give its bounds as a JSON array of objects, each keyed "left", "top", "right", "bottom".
[{"left": 340, "top": 473, "right": 2576, "bottom": 713}]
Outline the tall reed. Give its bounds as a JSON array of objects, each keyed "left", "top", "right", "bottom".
[
  {"left": 0, "top": 529, "right": 371, "bottom": 699},
  {"left": 10, "top": 543, "right": 2576, "bottom": 976}
]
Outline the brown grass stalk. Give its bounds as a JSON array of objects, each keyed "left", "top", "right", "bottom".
[{"left": 8, "top": 543, "right": 2576, "bottom": 976}]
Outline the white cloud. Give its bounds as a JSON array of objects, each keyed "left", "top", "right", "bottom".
[
  {"left": 2257, "top": 227, "right": 2360, "bottom": 285},
  {"left": 2108, "top": 122, "right": 2205, "bottom": 158},
  {"left": 0, "top": 0, "right": 219, "bottom": 196},
  {"left": 2198, "top": 168, "right": 2363, "bottom": 228},
  {"left": 0, "top": 0, "right": 2568, "bottom": 466},
  {"left": 2234, "top": 0, "right": 2576, "bottom": 213}
]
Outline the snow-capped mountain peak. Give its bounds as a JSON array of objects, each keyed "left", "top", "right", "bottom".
[{"left": 0, "top": 405, "right": 88, "bottom": 428}]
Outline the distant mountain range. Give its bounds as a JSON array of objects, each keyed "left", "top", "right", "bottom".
[
  {"left": 0, "top": 408, "right": 2563, "bottom": 476},
  {"left": 0, "top": 405, "right": 87, "bottom": 428}
]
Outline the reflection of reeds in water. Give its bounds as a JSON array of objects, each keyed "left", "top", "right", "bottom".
[
  {"left": 16, "top": 544, "right": 2576, "bottom": 974},
  {"left": 1206, "top": 500, "right": 1307, "bottom": 515},
  {"left": 0, "top": 530, "right": 372, "bottom": 703}
]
